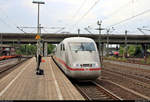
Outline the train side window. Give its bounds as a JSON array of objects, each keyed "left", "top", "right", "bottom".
[
  {"left": 60, "top": 44, "right": 62, "bottom": 51},
  {"left": 63, "top": 44, "right": 65, "bottom": 51}
]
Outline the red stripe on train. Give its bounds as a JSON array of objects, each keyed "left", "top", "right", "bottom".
[{"left": 54, "top": 56, "right": 101, "bottom": 71}]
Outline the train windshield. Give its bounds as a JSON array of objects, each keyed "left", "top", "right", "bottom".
[{"left": 69, "top": 42, "right": 96, "bottom": 51}]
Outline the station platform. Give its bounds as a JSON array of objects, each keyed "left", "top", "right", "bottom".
[{"left": 0, "top": 57, "right": 84, "bottom": 100}]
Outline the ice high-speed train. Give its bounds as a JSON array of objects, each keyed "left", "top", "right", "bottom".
[{"left": 53, "top": 37, "right": 101, "bottom": 80}]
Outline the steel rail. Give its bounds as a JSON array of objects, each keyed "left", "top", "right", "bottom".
[
  {"left": 0, "top": 58, "right": 28, "bottom": 75},
  {"left": 74, "top": 83, "right": 92, "bottom": 100},
  {"left": 74, "top": 81, "right": 122, "bottom": 100},
  {"left": 102, "top": 70, "right": 150, "bottom": 100},
  {"left": 92, "top": 81, "right": 123, "bottom": 100}
]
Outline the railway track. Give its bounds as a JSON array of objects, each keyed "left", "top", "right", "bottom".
[
  {"left": 96, "top": 78, "right": 149, "bottom": 100},
  {"left": 74, "top": 81, "right": 122, "bottom": 100},
  {"left": 52, "top": 57, "right": 121, "bottom": 100},
  {"left": 0, "top": 58, "right": 29, "bottom": 79},
  {"left": 0, "top": 58, "right": 18, "bottom": 65},
  {"left": 104, "top": 68, "right": 150, "bottom": 85},
  {"left": 52, "top": 56, "right": 150, "bottom": 100},
  {"left": 102, "top": 70, "right": 150, "bottom": 99},
  {"left": 104, "top": 62, "right": 150, "bottom": 80},
  {"left": 103, "top": 63, "right": 150, "bottom": 94}
]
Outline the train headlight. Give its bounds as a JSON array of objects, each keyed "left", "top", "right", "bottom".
[
  {"left": 92, "top": 63, "right": 98, "bottom": 67},
  {"left": 73, "top": 64, "right": 80, "bottom": 68}
]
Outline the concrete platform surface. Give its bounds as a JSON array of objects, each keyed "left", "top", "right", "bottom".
[{"left": 0, "top": 57, "right": 84, "bottom": 100}]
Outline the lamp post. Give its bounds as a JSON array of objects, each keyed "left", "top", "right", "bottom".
[
  {"left": 125, "top": 30, "right": 128, "bottom": 58},
  {"left": 32, "top": 1, "right": 45, "bottom": 75},
  {"left": 106, "top": 29, "right": 110, "bottom": 56},
  {"left": 97, "top": 20, "right": 103, "bottom": 67},
  {"left": 78, "top": 29, "right": 80, "bottom": 37},
  {"left": 32, "top": 1, "right": 45, "bottom": 35}
]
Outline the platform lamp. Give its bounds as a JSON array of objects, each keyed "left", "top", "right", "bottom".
[{"left": 32, "top": 1, "right": 45, "bottom": 75}]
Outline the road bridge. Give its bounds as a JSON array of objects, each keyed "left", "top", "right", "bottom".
[
  {"left": 0, "top": 33, "right": 150, "bottom": 44},
  {"left": 1, "top": 33, "right": 149, "bottom": 56}
]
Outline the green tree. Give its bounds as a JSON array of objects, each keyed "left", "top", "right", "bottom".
[
  {"left": 47, "top": 44, "right": 56, "bottom": 54},
  {"left": 16, "top": 44, "right": 56, "bottom": 55},
  {"left": 128, "top": 45, "right": 136, "bottom": 57},
  {"left": 119, "top": 44, "right": 143, "bottom": 57},
  {"left": 119, "top": 45, "right": 124, "bottom": 56},
  {"left": 26, "top": 44, "right": 36, "bottom": 55},
  {"left": 16, "top": 44, "right": 36, "bottom": 55},
  {"left": 134, "top": 45, "right": 142, "bottom": 57}
]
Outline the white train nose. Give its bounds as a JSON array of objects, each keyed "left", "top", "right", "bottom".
[
  {"left": 54, "top": 37, "right": 101, "bottom": 80},
  {"left": 68, "top": 68, "right": 101, "bottom": 80},
  {"left": 69, "top": 70, "right": 101, "bottom": 80}
]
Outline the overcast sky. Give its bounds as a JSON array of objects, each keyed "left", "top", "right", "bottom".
[{"left": 0, "top": 0, "right": 150, "bottom": 34}]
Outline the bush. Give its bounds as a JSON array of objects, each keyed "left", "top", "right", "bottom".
[
  {"left": 140, "top": 56, "right": 150, "bottom": 64},
  {"left": 104, "top": 56, "right": 127, "bottom": 62},
  {"left": 141, "top": 59, "right": 145, "bottom": 64},
  {"left": 146, "top": 56, "right": 150, "bottom": 64},
  {"left": 119, "top": 46, "right": 124, "bottom": 56},
  {"left": 128, "top": 45, "right": 136, "bottom": 57}
]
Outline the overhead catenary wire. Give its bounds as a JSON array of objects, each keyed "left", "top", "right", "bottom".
[
  {"left": 0, "top": 17, "right": 14, "bottom": 30},
  {"left": 107, "top": 8, "right": 150, "bottom": 28},
  {"left": 30, "top": 29, "right": 37, "bottom": 33},
  {"left": 40, "top": 4, "right": 69, "bottom": 33},
  {"left": 42, "top": 27, "right": 65, "bottom": 33},
  {"left": 107, "top": 0, "right": 137, "bottom": 19},
  {"left": 0, "top": 6, "right": 42, "bottom": 33},
  {"left": 54, "top": 28, "right": 65, "bottom": 33},
  {"left": 73, "top": 0, "right": 101, "bottom": 26},
  {"left": 137, "top": 27, "right": 150, "bottom": 35},
  {"left": 84, "top": 28, "right": 94, "bottom": 34},
  {"left": 42, "top": 28, "right": 49, "bottom": 33},
  {"left": 0, "top": 0, "right": 149, "bottom": 34},
  {"left": 0, "top": 8, "right": 18, "bottom": 31},
  {"left": 0, "top": 7, "right": 24, "bottom": 32},
  {"left": 67, "top": 0, "right": 101, "bottom": 33},
  {"left": 72, "top": 0, "right": 88, "bottom": 19},
  {"left": 88, "top": 0, "right": 139, "bottom": 30}
]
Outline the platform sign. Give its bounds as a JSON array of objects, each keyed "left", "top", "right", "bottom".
[{"left": 35, "top": 35, "right": 41, "bottom": 40}]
